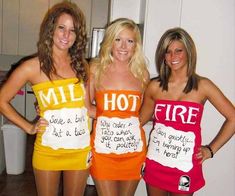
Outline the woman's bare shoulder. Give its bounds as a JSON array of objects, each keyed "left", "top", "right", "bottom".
[
  {"left": 1, "top": 57, "right": 40, "bottom": 89},
  {"left": 13, "top": 57, "right": 41, "bottom": 83},
  {"left": 149, "top": 78, "right": 160, "bottom": 87},
  {"left": 198, "top": 76, "right": 216, "bottom": 90},
  {"left": 19, "top": 56, "right": 40, "bottom": 73},
  {"left": 146, "top": 78, "right": 161, "bottom": 93},
  {"left": 198, "top": 76, "right": 224, "bottom": 100}
]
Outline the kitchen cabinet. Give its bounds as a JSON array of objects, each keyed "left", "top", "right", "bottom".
[
  {"left": 109, "top": 0, "right": 145, "bottom": 24},
  {"left": 2, "top": 0, "right": 19, "bottom": 55},
  {"left": 72, "top": 0, "right": 109, "bottom": 57},
  {"left": 0, "top": 0, "right": 109, "bottom": 57},
  {"left": 18, "top": 0, "right": 48, "bottom": 55},
  {"left": 1, "top": 0, "right": 60, "bottom": 56},
  {"left": 90, "top": 0, "right": 109, "bottom": 30},
  {"left": 71, "top": 0, "right": 92, "bottom": 57},
  {"left": 72, "top": 0, "right": 92, "bottom": 35}
]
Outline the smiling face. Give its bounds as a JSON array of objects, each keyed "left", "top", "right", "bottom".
[
  {"left": 111, "top": 28, "right": 136, "bottom": 63},
  {"left": 165, "top": 40, "right": 188, "bottom": 72},
  {"left": 52, "top": 13, "right": 76, "bottom": 52}
]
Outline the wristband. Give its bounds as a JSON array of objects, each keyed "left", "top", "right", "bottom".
[{"left": 205, "top": 145, "right": 214, "bottom": 158}]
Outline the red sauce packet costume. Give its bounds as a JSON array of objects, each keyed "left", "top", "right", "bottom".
[
  {"left": 90, "top": 90, "right": 146, "bottom": 180},
  {"left": 144, "top": 100, "right": 205, "bottom": 193},
  {"left": 32, "top": 78, "right": 91, "bottom": 170}
]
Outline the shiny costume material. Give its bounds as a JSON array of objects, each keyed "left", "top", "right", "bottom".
[
  {"left": 144, "top": 100, "right": 205, "bottom": 193},
  {"left": 90, "top": 90, "right": 146, "bottom": 180},
  {"left": 32, "top": 78, "right": 91, "bottom": 170}
]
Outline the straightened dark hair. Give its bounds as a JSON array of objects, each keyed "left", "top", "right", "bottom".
[{"left": 156, "top": 27, "right": 199, "bottom": 93}]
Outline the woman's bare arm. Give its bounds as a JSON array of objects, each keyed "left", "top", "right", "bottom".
[
  {"left": 0, "top": 60, "right": 36, "bottom": 134},
  {"left": 140, "top": 80, "right": 157, "bottom": 126},
  {"left": 197, "top": 78, "right": 235, "bottom": 162}
]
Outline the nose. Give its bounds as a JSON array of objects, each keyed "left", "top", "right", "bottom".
[
  {"left": 63, "top": 29, "right": 70, "bottom": 38},
  {"left": 121, "top": 40, "right": 127, "bottom": 48},
  {"left": 171, "top": 52, "right": 176, "bottom": 58}
]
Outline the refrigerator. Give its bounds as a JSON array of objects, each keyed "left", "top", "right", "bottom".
[{"left": 90, "top": 28, "right": 105, "bottom": 58}]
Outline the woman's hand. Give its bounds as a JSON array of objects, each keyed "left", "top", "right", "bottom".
[
  {"left": 88, "top": 104, "right": 96, "bottom": 119},
  {"left": 195, "top": 145, "right": 213, "bottom": 164},
  {"left": 29, "top": 117, "right": 48, "bottom": 135}
]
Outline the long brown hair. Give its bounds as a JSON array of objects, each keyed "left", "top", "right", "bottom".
[
  {"left": 156, "top": 27, "right": 199, "bottom": 93},
  {"left": 37, "top": 1, "right": 88, "bottom": 82}
]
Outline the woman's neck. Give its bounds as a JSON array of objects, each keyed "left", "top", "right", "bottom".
[
  {"left": 110, "top": 61, "right": 130, "bottom": 73},
  {"left": 53, "top": 52, "right": 71, "bottom": 67}
]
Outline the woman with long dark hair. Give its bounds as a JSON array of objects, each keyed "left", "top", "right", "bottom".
[
  {"left": 140, "top": 27, "right": 235, "bottom": 196},
  {"left": 0, "top": 2, "right": 93, "bottom": 195}
]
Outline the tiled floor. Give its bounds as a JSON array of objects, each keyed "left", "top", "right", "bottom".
[{"left": 0, "top": 135, "right": 97, "bottom": 196}]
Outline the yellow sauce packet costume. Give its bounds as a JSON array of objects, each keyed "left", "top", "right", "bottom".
[{"left": 32, "top": 78, "right": 91, "bottom": 170}]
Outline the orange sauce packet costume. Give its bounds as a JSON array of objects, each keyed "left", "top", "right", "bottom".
[
  {"left": 32, "top": 78, "right": 91, "bottom": 170},
  {"left": 90, "top": 90, "right": 146, "bottom": 180}
]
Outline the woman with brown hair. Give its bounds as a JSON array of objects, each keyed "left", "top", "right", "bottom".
[
  {"left": 140, "top": 27, "right": 235, "bottom": 196},
  {"left": 0, "top": 2, "right": 93, "bottom": 195}
]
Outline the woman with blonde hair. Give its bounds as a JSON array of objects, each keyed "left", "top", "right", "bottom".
[{"left": 89, "top": 18, "right": 149, "bottom": 196}]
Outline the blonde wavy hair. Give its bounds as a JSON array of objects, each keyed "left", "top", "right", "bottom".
[{"left": 93, "top": 18, "right": 149, "bottom": 89}]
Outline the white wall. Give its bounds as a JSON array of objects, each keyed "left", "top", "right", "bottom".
[
  {"left": 143, "top": 0, "right": 182, "bottom": 76},
  {"left": 181, "top": 1, "right": 235, "bottom": 196},
  {"left": 141, "top": 0, "right": 235, "bottom": 195}
]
